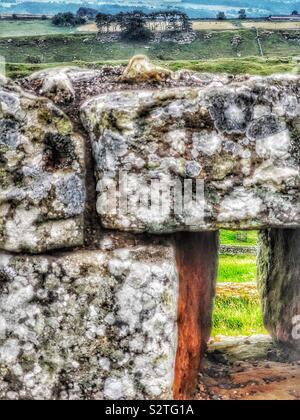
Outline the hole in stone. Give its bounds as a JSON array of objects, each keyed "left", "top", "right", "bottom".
[
  {"left": 0, "top": 269, "right": 10, "bottom": 294},
  {"left": 43, "top": 133, "right": 76, "bottom": 171}
]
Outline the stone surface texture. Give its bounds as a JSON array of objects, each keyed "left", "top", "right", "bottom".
[
  {"left": 27, "top": 67, "right": 105, "bottom": 104},
  {"left": 0, "top": 242, "right": 178, "bottom": 400},
  {"left": 1, "top": 64, "right": 300, "bottom": 400},
  {"left": 258, "top": 229, "right": 300, "bottom": 351},
  {"left": 0, "top": 77, "right": 85, "bottom": 253},
  {"left": 81, "top": 75, "right": 300, "bottom": 233}
]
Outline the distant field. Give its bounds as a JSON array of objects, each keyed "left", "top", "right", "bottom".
[
  {"left": 220, "top": 230, "right": 258, "bottom": 247},
  {"left": 78, "top": 19, "right": 300, "bottom": 33},
  {"left": 242, "top": 21, "right": 300, "bottom": 30},
  {"left": 0, "top": 20, "right": 77, "bottom": 37},
  {"left": 1, "top": 29, "right": 300, "bottom": 65},
  {"left": 0, "top": 30, "right": 259, "bottom": 64},
  {"left": 260, "top": 31, "right": 300, "bottom": 57},
  {"left": 192, "top": 20, "right": 238, "bottom": 30},
  {"left": 2, "top": 19, "right": 300, "bottom": 39},
  {"left": 79, "top": 20, "right": 240, "bottom": 33},
  {"left": 218, "top": 255, "right": 257, "bottom": 283},
  {"left": 77, "top": 23, "right": 98, "bottom": 33}
]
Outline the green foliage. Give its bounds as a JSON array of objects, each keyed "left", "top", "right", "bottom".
[
  {"left": 25, "top": 55, "right": 42, "bottom": 64},
  {"left": 238, "top": 9, "right": 247, "bottom": 20},
  {"left": 52, "top": 13, "right": 85, "bottom": 28},
  {"left": 121, "top": 19, "right": 152, "bottom": 42},
  {"left": 217, "top": 12, "right": 227, "bottom": 20},
  {"left": 77, "top": 7, "right": 98, "bottom": 21},
  {"left": 218, "top": 255, "right": 257, "bottom": 283},
  {"left": 96, "top": 10, "right": 190, "bottom": 34}
]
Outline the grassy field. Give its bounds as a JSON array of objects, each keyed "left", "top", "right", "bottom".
[
  {"left": 218, "top": 255, "right": 257, "bottom": 283},
  {"left": 0, "top": 31, "right": 260, "bottom": 63},
  {"left": 1, "top": 28, "right": 300, "bottom": 69},
  {"left": 0, "top": 20, "right": 78, "bottom": 38},
  {"left": 213, "top": 294, "right": 265, "bottom": 337},
  {"left": 261, "top": 31, "right": 300, "bottom": 57},
  {"left": 214, "top": 230, "right": 262, "bottom": 337},
  {"left": 5, "top": 56, "right": 300, "bottom": 79},
  {"left": 220, "top": 230, "right": 258, "bottom": 247},
  {"left": 242, "top": 21, "right": 300, "bottom": 30}
]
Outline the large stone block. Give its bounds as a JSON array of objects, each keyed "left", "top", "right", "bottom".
[
  {"left": 0, "top": 242, "right": 179, "bottom": 400},
  {"left": 81, "top": 75, "right": 300, "bottom": 233},
  {"left": 257, "top": 229, "right": 300, "bottom": 352},
  {"left": 0, "top": 77, "right": 85, "bottom": 252}
]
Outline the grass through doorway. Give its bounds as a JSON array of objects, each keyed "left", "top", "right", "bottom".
[{"left": 212, "top": 230, "right": 267, "bottom": 337}]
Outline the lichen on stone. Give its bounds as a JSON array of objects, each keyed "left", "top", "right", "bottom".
[
  {"left": 0, "top": 243, "right": 178, "bottom": 400},
  {"left": 81, "top": 75, "right": 300, "bottom": 233},
  {"left": 0, "top": 79, "right": 85, "bottom": 253}
]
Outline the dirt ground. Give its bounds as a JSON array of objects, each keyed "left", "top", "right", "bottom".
[
  {"left": 197, "top": 359, "right": 300, "bottom": 400},
  {"left": 197, "top": 336, "right": 300, "bottom": 400}
]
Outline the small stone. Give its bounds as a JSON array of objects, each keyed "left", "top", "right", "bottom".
[{"left": 185, "top": 161, "right": 202, "bottom": 178}]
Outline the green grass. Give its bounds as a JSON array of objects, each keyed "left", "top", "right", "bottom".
[
  {"left": 166, "top": 56, "right": 299, "bottom": 75},
  {"left": 0, "top": 20, "right": 77, "bottom": 38},
  {"left": 2, "top": 29, "right": 300, "bottom": 66},
  {"left": 215, "top": 234, "right": 262, "bottom": 336},
  {"left": 220, "top": 230, "right": 258, "bottom": 247},
  {"left": 1, "top": 24, "right": 300, "bottom": 68},
  {"left": 218, "top": 254, "right": 257, "bottom": 283},
  {"left": 5, "top": 56, "right": 300, "bottom": 79},
  {"left": 0, "top": 28, "right": 259, "bottom": 61},
  {"left": 0, "top": 30, "right": 264, "bottom": 64},
  {"left": 212, "top": 295, "right": 266, "bottom": 337},
  {"left": 262, "top": 30, "right": 300, "bottom": 57}
]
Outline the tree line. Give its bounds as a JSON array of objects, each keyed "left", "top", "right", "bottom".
[
  {"left": 52, "top": 12, "right": 85, "bottom": 27},
  {"left": 96, "top": 11, "right": 192, "bottom": 36}
]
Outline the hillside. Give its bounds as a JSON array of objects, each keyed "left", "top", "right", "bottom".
[{"left": 2, "top": 29, "right": 300, "bottom": 66}]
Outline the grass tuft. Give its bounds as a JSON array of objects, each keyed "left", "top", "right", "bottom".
[{"left": 213, "top": 295, "right": 266, "bottom": 337}]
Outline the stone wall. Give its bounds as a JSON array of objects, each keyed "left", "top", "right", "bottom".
[
  {"left": 219, "top": 245, "right": 257, "bottom": 255},
  {"left": 0, "top": 59, "right": 300, "bottom": 399},
  {"left": 258, "top": 229, "right": 300, "bottom": 352}
]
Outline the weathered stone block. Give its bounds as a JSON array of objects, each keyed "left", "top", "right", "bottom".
[
  {"left": 0, "top": 242, "right": 178, "bottom": 400},
  {"left": 257, "top": 229, "right": 300, "bottom": 352},
  {"left": 81, "top": 75, "right": 300, "bottom": 233},
  {"left": 0, "top": 77, "right": 85, "bottom": 252}
]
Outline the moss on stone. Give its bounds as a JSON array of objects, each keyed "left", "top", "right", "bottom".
[{"left": 54, "top": 117, "right": 73, "bottom": 136}]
